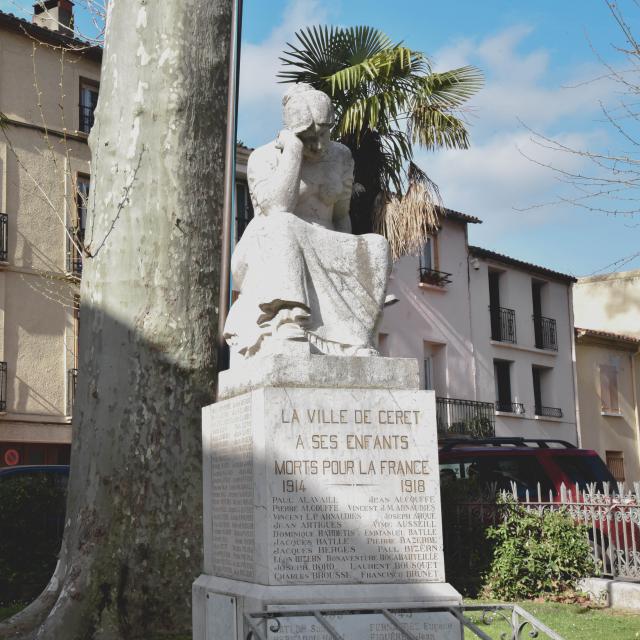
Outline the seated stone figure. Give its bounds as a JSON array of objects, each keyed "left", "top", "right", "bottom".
[{"left": 223, "top": 84, "right": 391, "bottom": 362}]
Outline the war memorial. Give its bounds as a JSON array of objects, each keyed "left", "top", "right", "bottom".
[{"left": 192, "top": 84, "right": 461, "bottom": 639}]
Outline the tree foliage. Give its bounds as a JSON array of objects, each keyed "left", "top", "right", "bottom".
[{"left": 279, "top": 25, "right": 483, "bottom": 257}]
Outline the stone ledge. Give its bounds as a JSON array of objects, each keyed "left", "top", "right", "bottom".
[
  {"left": 217, "top": 354, "right": 420, "bottom": 400},
  {"left": 193, "top": 574, "right": 461, "bottom": 608}
]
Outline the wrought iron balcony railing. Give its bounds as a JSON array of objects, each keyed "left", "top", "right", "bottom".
[
  {"left": 0, "top": 361, "right": 6, "bottom": 412},
  {"left": 78, "top": 103, "right": 95, "bottom": 134},
  {"left": 67, "top": 368, "right": 78, "bottom": 416},
  {"left": 535, "top": 405, "right": 563, "bottom": 418},
  {"left": 495, "top": 401, "right": 525, "bottom": 414},
  {"left": 418, "top": 267, "right": 452, "bottom": 287},
  {"left": 436, "top": 397, "right": 496, "bottom": 438},
  {"left": 489, "top": 306, "right": 516, "bottom": 343},
  {"left": 533, "top": 315, "right": 558, "bottom": 351},
  {"left": 0, "top": 213, "right": 7, "bottom": 262}
]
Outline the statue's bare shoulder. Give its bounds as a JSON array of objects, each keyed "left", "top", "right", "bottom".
[{"left": 330, "top": 140, "right": 354, "bottom": 171}]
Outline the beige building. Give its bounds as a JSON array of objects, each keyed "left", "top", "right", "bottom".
[
  {"left": 575, "top": 328, "right": 640, "bottom": 483},
  {"left": 573, "top": 270, "right": 640, "bottom": 482},
  {"left": 0, "top": 4, "right": 101, "bottom": 466}
]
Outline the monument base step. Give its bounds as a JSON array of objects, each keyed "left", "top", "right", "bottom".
[{"left": 193, "top": 575, "right": 462, "bottom": 639}]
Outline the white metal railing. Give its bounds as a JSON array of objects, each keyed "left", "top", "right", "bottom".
[
  {"left": 244, "top": 604, "right": 565, "bottom": 640},
  {"left": 509, "top": 481, "right": 640, "bottom": 580}
]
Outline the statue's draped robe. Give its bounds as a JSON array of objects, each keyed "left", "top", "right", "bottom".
[{"left": 223, "top": 142, "right": 390, "bottom": 358}]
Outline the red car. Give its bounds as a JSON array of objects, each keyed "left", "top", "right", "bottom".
[
  {"left": 438, "top": 437, "right": 616, "bottom": 501},
  {"left": 438, "top": 438, "right": 638, "bottom": 577}
]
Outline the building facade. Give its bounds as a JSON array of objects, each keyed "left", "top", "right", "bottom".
[
  {"left": 574, "top": 269, "right": 640, "bottom": 340},
  {"left": 574, "top": 328, "right": 640, "bottom": 483},
  {"left": 0, "top": 5, "right": 101, "bottom": 466},
  {"left": 573, "top": 270, "right": 640, "bottom": 482},
  {"left": 379, "top": 210, "right": 580, "bottom": 444}
]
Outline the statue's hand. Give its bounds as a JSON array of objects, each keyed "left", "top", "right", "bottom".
[{"left": 276, "top": 128, "right": 303, "bottom": 153}]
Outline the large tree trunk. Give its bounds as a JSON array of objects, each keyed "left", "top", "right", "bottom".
[{"left": 0, "top": 1, "right": 230, "bottom": 638}]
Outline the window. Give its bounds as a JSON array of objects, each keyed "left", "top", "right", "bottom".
[
  {"left": 420, "top": 237, "right": 434, "bottom": 270},
  {"left": 532, "top": 366, "right": 561, "bottom": 417},
  {"left": 599, "top": 364, "right": 620, "bottom": 413},
  {"left": 418, "top": 237, "right": 451, "bottom": 286},
  {"left": 75, "top": 175, "right": 90, "bottom": 237},
  {"left": 79, "top": 78, "right": 99, "bottom": 134},
  {"left": 494, "top": 359, "right": 522, "bottom": 413},
  {"left": 235, "top": 181, "right": 254, "bottom": 243},
  {"left": 605, "top": 451, "right": 625, "bottom": 483},
  {"left": 67, "top": 175, "right": 89, "bottom": 276},
  {"left": 423, "top": 341, "right": 445, "bottom": 393},
  {"left": 424, "top": 356, "right": 433, "bottom": 390}
]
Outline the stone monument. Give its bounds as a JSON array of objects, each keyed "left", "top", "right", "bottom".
[{"left": 193, "top": 84, "right": 461, "bottom": 639}]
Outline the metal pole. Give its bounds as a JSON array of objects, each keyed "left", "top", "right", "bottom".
[{"left": 217, "top": 0, "right": 243, "bottom": 380}]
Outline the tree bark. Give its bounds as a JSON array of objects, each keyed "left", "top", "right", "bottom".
[{"left": 0, "top": 1, "right": 230, "bottom": 638}]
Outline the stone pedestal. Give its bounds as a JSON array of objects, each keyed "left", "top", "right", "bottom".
[{"left": 193, "top": 355, "right": 461, "bottom": 639}]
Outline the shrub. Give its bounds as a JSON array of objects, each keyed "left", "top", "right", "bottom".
[
  {"left": 0, "top": 472, "right": 67, "bottom": 604},
  {"left": 483, "top": 500, "right": 594, "bottom": 600}
]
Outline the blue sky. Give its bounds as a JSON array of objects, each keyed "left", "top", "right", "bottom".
[
  {"left": 2, "top": 0, "right": 638, "bottom": 276},
  {"left": 239, "top": 0, "right": 640, "bottom": 277}
]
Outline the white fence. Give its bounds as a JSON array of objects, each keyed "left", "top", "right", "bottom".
[{"left": 507, "top": 481, "right": 640, "bottom": 580}]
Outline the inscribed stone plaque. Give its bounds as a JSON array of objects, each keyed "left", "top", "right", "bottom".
[
  {"left": 265, "top": 611, "right": 461, "bottom": 640},
  {"left": 204, "top": 386, "right": 444, "bottom": 586},
  {"left": 209, "top": 393, "right": 255, "bottom": 581},
  {"left": 264, "top": 387, "right": 443, "bottom": 585}
]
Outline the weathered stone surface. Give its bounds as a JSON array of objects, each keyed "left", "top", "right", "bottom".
[
  {"left": 217, "top": 353, "right": 420, "bottom": 400},
  {"left": 193, "top": 570, "right": 463, "bottom": 640},
  {"left": 223, "top": 84, "right": 391, "bottom": 363},
  {"left": 203, "top": 385, "right": 444, "bottom": 586}
]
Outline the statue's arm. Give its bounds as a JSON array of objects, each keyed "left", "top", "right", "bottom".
[
  {"left": 332, "top": 145, "right": 354, "bottom": 234},
  {"left": 248, "top": 131, "right": 303, "bottom": 215}
]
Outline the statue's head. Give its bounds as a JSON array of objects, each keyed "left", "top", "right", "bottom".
[{"left": 282, "top": 83, "right": 334, "bottom": 160}]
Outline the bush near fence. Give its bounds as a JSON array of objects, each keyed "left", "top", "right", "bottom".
[
  {"left": 441, "top": 481, "right": 640, "bottom": 595},
  {"left": 483, "top": 497, "right": 593, "bottom": 600}
]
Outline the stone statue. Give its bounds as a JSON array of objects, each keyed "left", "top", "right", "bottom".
[{"left": 223, "top": 84, "right": 391, "bottom": 363}]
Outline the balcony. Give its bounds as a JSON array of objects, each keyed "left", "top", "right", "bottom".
[
  {"left": 0, "top": 213, "right": 7, "bottom": 262},
  {"left": 419, "top": 267, "right": 452, "bottom": 287},
  {"left": 533, "top": 315, "right": 558, "bottom": 351},
  {"left": 436, "top": 397, "right": 496, "bottom": 438},
  {"left": 489, "top": 306, "right": 516, "bottom": 343},
  {"left": 535, "top": 405, "right": 563, "bottom": 418},
  {"left": 495, "top": 401, "right": 525, "bottom": 414},
  {"left": 78, "top": 103, "right": 95, "bottom": 134},
  {"left": 0, "top": 361, "right": 6, "bottom": 412},
  {"left": 67, "top": 368, "right": 78, "bottom": 416}
]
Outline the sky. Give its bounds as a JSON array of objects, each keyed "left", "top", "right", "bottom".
[
  {"left": 238, "top": 0, "right": 640, "bottom": 278},
  {"left": 2, "top": 0, "right": 638, "bottom": 277}
]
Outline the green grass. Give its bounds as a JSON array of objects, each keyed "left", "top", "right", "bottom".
[
  {"left": 0, "top": 603, "right": 25, "bottom": 622},
  {"left": 463, "top": 599, "right": 640, "bottom": 640}
]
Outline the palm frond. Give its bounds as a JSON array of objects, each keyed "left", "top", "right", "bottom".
[
  {"left": 416, "top": 66, "right": 484, "bottom": 108},
  {"left": 409, "top": 108, "right": 472, "bottom": 149},
  {"left": 374, "top": 162, "right": 441, "bottom": 259},
  {"left": 277, "top": 25, "right": 481, "bottom": 248}
]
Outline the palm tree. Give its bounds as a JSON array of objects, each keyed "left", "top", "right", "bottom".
[{"left": 278, "top": 25, "right": 483, "bottom": 258}]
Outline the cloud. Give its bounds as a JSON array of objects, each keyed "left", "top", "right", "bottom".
[
  {"left": 418, "top": 25, "right": 616, "bottom": 243},
  {"left": 238, "top": 0, "right": 329, "bottom": 145},
  {"left": 434, "top": 25, "right": 612, "bottom": 134}
]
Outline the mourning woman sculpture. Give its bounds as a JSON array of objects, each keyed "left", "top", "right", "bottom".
[{"left": 224, "top": 84, "right": 391, "bottom": 362}]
